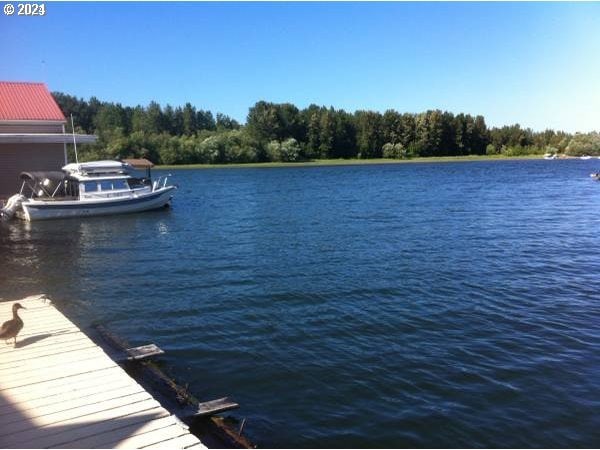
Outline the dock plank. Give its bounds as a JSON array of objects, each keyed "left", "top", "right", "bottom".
[
  {"left": 0, "top": 331, "right": 85, "bottom": 355},
  {"left": 0, "top": 354, "right": 118, "bottom": 389},
  {"left": 0, "top": 346, "right": 110, "bottom": 374},
  {"left": 0, "top": 296, "right": 206, "bottom": 449},
  {"left": 0, "top": 401, "right": 165, "bottom": 448},
  {"left": 0, "top": 340, "right": 100, "bottom": 367},
  {"left": 0, "top": 391, "right": 156, "bottom": 436},
  {"left": 51, "top": 414, "right": 176, "bottom": 449},
  {"left": 0, "top": 365, "right": 118, "bottom": 399},
  {"left": 0, "top": 385, "right": 147, "bottom": 425},
  {"left": 191, "top": 397, "right": 240, "bottom": 417},
  {"left": 112, "top": 424, "right": 192, "bottom": 449},
  {"left": 142, "top": 431, "right": 203, "bottom": 449},
  {"left": 0, "top": 374, "right": 137, "bottom": 415}
]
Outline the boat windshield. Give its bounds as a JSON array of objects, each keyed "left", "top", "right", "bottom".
[
  {"left": 83, "top": 179, "right": 132, "bottom": 193},
  {"left": 127, "top": 177, "right": 151, "bottom": 189}
]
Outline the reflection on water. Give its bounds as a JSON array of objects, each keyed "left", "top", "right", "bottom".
[
  {"left": 0, "top": 208, "right": 174, "bottom": 319},
  {"left": 2, "top": 162, "right": 600, "bottom": 447}
]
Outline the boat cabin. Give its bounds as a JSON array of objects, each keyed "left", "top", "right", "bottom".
[{"left": 18, "top": 160, "right": 157, "bottom": 201}]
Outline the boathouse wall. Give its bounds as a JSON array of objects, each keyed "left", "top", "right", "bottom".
[
  {"left": 0, "top": 82, "right": 98, "bottom": 200},
  {"left": 0, "top": 82, "right": 66, "bottom": 199},
  {"left": 0, "top": 143, "right": 65, "bottom": 197},
  {"left": 0, "top": 122, "right": 64, "bottom": 133}
]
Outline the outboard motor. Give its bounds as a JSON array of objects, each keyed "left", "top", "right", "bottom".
[{"left": 0, "top": 194, "right": 26, "bottom": 221}]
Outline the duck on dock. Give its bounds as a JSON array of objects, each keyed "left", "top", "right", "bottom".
[{"left": 0, "top": 303, "right": 26, "bottom": 345}]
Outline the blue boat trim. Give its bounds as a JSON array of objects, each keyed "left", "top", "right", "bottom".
[{"left": 25, "top": 188, "right": 173, "bottom": 210}]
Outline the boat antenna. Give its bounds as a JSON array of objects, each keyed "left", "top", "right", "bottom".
[{"left": 70, "top": 114, "right": 79, "bottom": 165}]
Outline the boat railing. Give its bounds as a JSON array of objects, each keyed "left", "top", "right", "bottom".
[{"left": 152, "top": 174, "right": 172, "bottom": 192}]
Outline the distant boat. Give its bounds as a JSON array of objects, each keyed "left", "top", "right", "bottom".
[
  {"left": 590, "top": 172, "right": 600, "bottom": 181},
  {"left": 580, "top": 155, "right": 592, "bottom": 160},
  {"left": 1, "top": 160, "right": 176, "bottom": 221},
  {"left": 543, "top": 153, "right": 557, "bottom": 160}
]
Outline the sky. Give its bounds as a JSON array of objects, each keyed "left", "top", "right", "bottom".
[{"left": 2, "top": 2, "right": 600, "bottom": 132}]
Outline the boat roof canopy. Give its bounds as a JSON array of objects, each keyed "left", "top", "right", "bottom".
[
  {"left": 62, "top": 160, "right": 133, "bottom": 175},
  {"left": 20, "top": 171, "right": 66, "bottom": 183},
  {"left": 122, "top": 158, "right": 154, "bottom": 169}
]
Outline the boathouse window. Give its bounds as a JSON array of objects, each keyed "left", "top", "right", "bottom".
[{"left": 83, "top": 181, "right": 98, "bottom": 192}]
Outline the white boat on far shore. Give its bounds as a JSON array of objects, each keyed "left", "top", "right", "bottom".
[{"left": 1, "top": 159, "right": 176, "bottom": 221}]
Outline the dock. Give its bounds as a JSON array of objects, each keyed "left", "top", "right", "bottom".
[{"left": 0, "top": 295, "right": 206, "bottom": 449}]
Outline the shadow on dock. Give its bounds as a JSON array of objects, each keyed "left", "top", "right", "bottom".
[
  {"left": 0, "top": 389, "right": 184, "bottom": 448},
  {"left": 14, "top": 333, "right": 52, "bottom": 349}
]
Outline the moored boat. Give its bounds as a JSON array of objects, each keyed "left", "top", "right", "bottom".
[{"left": 1, "top": 159, "right": 176, "bottom": 221}]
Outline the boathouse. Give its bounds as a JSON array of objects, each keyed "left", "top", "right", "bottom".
[{"left": 0, "top": 81, "right": 96, "bottom": 199}]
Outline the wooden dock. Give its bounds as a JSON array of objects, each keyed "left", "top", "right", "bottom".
[{"left": 0, "top": 295, "right": 206, "bottom": 449}]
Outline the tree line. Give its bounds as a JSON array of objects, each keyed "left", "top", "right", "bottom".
[{"left": 52, "top": 93, "right": 600, "bottom": 165}]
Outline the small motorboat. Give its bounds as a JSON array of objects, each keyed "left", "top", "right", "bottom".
[
  {"left": 1, "top": 159, "right": 176, "bottom": 221},
  {"left": 590, "top": 172, "right": 600, "bottom": 181},
  {"left": 543, "top": 153, "right": 557, "bottom": 160},
  {"left": 580, "top": 155, "right": 592, "bottom": 160}
]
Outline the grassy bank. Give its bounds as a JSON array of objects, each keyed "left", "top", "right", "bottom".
[{"left": 158, "top": 154, "right": 544, "bottom": 170}]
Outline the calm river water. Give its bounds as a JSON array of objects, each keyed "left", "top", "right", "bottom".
[{"left": 2, "top": 159, "right": 600, "bottom": 447}]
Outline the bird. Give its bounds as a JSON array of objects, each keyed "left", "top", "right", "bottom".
[{"left": 0, "top": 303, "right": 26, "bottom": 346}]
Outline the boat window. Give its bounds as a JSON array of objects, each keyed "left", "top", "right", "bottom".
[
  {"left": 113, "top": 180, "right": 128, "bottom": 190},
  {"left": 83, "top": 181, "right": 98, "bottom": 192},
  {"left": 99, "top": 180, "right": 113, "bottom": 191}
]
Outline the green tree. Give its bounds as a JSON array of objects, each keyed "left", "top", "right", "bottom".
[
  {"left": 303, "top": 105, "right": 323, "bottom": 159},
  {"left": 246, "top": 101, "right": 280, "bottom": 141},
  {"left": 162, "top": 105, "right": 176, "bottom": 135},
  {"left": 399, "top": 113, "right": 416, "bottom": 149},
  {"left": 355, "top": 110, "right": 383, "bottom": 158},
  {"left": 382, "top": 142, "right": 406, "bottom": 159},
  {"left": 382, "top": 110, "right": 402, "bottom": 145},
  {"left": 318, "top": 109, "right": 335, "bottom": 158},
  {"left": 182, "top": 103, "right": 197, "bottom": 135},
  {"left": 216, "top": 113, "right": 241, "bottom": 131},
  {"left": 331, "top": 109, "right": 357, "bottom": 158},
  {"left": 196, "top": 110, "right": 216, "bottom": 131},
  {"left": 94, "top": 104, "right": 127, "bottom": 141}
]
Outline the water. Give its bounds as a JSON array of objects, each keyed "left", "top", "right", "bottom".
[{"left": 2, "top": 159, "right": 600, "bottom": 447}]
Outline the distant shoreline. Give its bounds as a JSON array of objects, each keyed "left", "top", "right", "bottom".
[{"left": 157, "top": 154, "right": 547, "bottom": 170}]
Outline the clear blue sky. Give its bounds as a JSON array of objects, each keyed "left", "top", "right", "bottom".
[{"left": 2, "top": 2, "right": 599, "bottom": 132}]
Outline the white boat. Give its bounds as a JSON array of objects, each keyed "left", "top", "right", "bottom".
[
  {"left": 543, "top": 153, "right": 557, "bottom": 160},
  {"left": 580, "top": 155, "right": 592, "bottom": 160},
  {"left": 1, "top": 160, "right": 176, "bottom": 221}
]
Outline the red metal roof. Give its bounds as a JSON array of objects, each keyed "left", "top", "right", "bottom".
[{"left": 0, "top": 82, "right": 66, "bottom": 122}]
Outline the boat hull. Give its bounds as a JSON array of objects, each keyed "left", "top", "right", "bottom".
[{"left": 20, "top": 186, "right": 176, "bottom": 221}]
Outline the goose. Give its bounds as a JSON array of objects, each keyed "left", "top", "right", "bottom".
[{"left": 0, "top": 303, "right": 26, "bottom": 345}]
